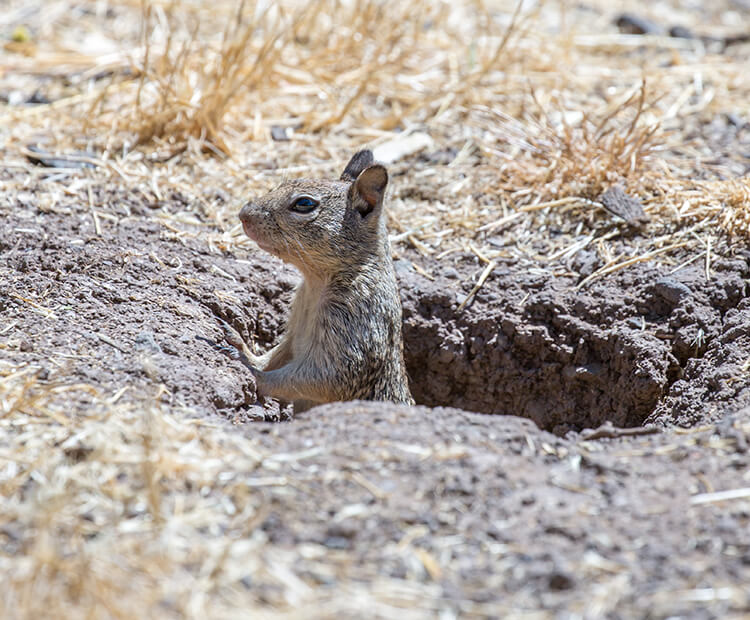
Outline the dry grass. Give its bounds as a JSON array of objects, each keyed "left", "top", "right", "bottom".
[
  {"left": 706, "top": 177, "right": 750, "bottom": 239},
  {"left": 0, "top": 366, "right": 267, "bottom": 618},
  {"left": 88, "top": 1, "right": 295, "bottom": 155},
  {"left": 475, "top": 81, "right": 664, "bottom": 201},
  {"left": 2, "top": 363, "right": 749, "bottom": 619},
  {"left": 1, "top": 0, "right": 748, "bottom": 259},
  {"left": 0, "top": 367, "right": 538, "bottom": 620},
  {"left": 76, "top": 0, "right": 532, "bottom": 153}
]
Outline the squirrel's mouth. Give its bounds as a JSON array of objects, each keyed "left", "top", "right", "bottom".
[{"left": 242, "top": 221, "right": 275, "bottom": 253}]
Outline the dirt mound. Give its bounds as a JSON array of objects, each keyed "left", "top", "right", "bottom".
[{"left": 1, "top": 211, "right": 291, "bottom": 420}]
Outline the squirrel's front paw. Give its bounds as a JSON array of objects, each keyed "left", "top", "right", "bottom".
[{"left": 251, "top": 368, "right": 269, "bottom": 396}]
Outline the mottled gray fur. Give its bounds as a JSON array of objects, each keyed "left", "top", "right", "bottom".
[{"left": 237, "top": 150, "right": 414, "bottom": 412}]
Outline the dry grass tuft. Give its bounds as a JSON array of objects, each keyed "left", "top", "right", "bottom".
[
  {"left": 47, "top": 0, "right": 526, "bottom": 160},
  {"left": 476, "top": 81, "right": 664, "bottom": 203},
  {"left": 0, "top": 364, "right": 270, "bottom": 619},
  {"left": 84, "top": 0, "right": 529, "bottom": 151},
  {"left": 87, "top": 1, "right": 297, "bottom": 155},
  {"left": 716, "top": 178, "right": 750, "bottom": 238}
]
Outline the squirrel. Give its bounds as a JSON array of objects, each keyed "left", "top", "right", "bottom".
[{"left": 228, "top": 149, "right": 414, "bottom": 413}]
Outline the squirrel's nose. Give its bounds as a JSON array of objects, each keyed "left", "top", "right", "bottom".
[
  {"left": 239, "top": 202, "right": 254, "bottom": 223},
  {"left": 239, "top": 203, "right": 261, "bottom": 241}
]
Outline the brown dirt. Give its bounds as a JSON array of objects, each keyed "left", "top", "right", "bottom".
[
  {"left": 401, "top": 251, "right": 750, "bottom": 433},
  {"left": 2, "top": 186, "right": 750, "bottom": 617}
]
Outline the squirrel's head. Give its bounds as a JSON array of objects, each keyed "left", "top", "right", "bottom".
[{"left": 239, "top": 150, "right": 389, "bottom": 277}]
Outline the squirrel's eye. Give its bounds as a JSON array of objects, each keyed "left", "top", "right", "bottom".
[{"left": 290, "top": 196, "right": 318, "bottom": 214}]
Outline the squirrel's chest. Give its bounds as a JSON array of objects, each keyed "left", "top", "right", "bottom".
[{"left": 287, "top": 283, "right": 328, "bottom": 358}]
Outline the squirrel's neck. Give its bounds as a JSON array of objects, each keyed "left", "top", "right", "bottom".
[
  {"left": 298, "top": 232, "right": 391, "bottom": 292},
  {"left": 298, "top": 269, "right": 328, "bottom": 292}
]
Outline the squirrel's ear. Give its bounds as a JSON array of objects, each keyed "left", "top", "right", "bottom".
[
  {"left": 351, "top": 164, "right": 388, "bottom": 217},
  {"left": 341, "top": 149, "right": 374, "bottom": 182}
]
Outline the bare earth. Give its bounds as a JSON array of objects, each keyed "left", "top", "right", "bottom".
[{"left": 2, "top": 189, "right": 749, "bottom": 618}]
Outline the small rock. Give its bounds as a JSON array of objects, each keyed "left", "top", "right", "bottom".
[
  {"left": 27, "top": 91, "right": 50, "bottom": 105},
  {"left": 562, "top": 363, "right": 603, "bottom": 382},
  {"left": 548, "top": 571, "right": 575, "bottom": 591},
  {"left": 211, "top": 379, "right": 245, "bottom": 409},
  {"left": 135, "top": 331, "right": 162, "bottom": 354},
  {"left": 63, "top": 444, "right": 94, "bottom": 463},
  {"left": 614, "top": 13, "right": 662, "bottom": 35},
  {"left": 7, "top": 91, "right": 25, "bottom": 106},
  {"left": 327, "top": 521, "right": 358, "bottom": 539},
  {"left": 598, "top": 185, "right": 649, "bottom": 227},
  {"left": 653, "top": 278, "right": 693, "bottom": 305},
  {"left": 373, "top": 132, "right": 434, "bottom": 164},
  {"left": 420, "top": 147, "right": 457, "bottom": 165},
  {"left": 270, "top": 125, "right": 290, "bottom": 141},
  {"left": 323, "top": 536, "right": 351, "bottom": 550},
  {"left": 393, "top": 259, "right": 413, "bottom": 276},
  {"left": 727, "top": 113, "right": 746, "bottom": 128},
  {"left": 571, "top": 249, "right": 600, "bottom": 278},
  {"left": 669, "top": 25, "right": 694, "bottom": 39}
]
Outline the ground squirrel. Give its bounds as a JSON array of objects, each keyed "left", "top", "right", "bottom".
[{"left": 230, "top": 149, "right": 414, "bottom": 412}]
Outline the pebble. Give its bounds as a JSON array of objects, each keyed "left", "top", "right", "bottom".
[{"left": 653, "top": 278, "right": 693, "bottom": 305}]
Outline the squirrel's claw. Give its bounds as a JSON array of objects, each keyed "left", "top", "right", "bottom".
[
  {"left": 217, "top": 317, "right": 246, "bottom": 350},
  {"left": 197, "top": 334, "right": 260, "bottom": 376}
]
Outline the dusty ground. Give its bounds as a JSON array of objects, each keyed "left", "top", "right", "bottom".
[
  {"left": 2, "top": 180, "right": 750, "bottom": 618},
  {"left": 2, "top": 0, "right": 750, "bottom": 618}
]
